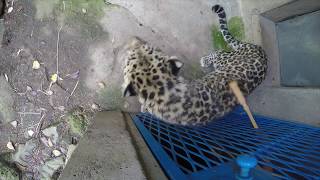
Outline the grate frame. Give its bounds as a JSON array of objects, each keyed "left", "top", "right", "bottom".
[{"left": 132, "top": 108, "right": 320, "bottom": 180}]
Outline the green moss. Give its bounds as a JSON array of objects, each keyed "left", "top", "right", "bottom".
[
  {"left": 99, "top": 86, "right": 124, "bottom": 110},
  {"left": 55, "top": 0, "right": 107, "bottom": 40},
  {"left": 211, "top": 16, "right": 245, "bottom": 51},
  {"left": 59, "top": 0, "right": 106, "bottom": 19},
  {"left": 0, "top": 162, "right": 18, "bottom": 180},
  {"left": 67, "top": 109, "right": 89, "bottom": 136},
  {"left": 33, "top": 0, "right": 108, "bottom": 39},
  {"left": 0, "top": 153, "right": 12, "bottom": 163},
  {"left": 33, "top": 0, "right": 59, "bottom": 19}
]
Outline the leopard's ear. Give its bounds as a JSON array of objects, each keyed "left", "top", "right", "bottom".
[
  {"left": 168, "top": 56, "right": 183, "bottom": 76},
  {"left": 123, "top": 82, "right": 137, "bottom": 97}
]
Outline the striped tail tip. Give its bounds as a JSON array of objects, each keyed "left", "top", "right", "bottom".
[{"left": 212, "top": 5, "right": 223, "bottom": 13}]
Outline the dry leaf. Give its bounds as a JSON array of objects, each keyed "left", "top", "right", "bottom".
[
  {"left": 50, "top": 74, "right": 58, "bottom": 83},
  {"left": 32, "top": 60, "right": 41, "bottom": 69},
  {"left": 7, "top": 141, "right": 15, "bottom": 150},
  {"left": 82, "top": 8, "right": 87, "bottom": 13}
]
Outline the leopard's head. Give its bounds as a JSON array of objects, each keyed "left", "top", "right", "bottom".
[{"left": 122, "top": 37, "right": 183, "bottom": 100}]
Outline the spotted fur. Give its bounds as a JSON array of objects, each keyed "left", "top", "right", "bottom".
[{"left": 122, "top": 5, "right": 267, "bottom": 125}]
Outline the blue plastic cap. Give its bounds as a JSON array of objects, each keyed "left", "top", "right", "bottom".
[
  {"left": 236, "top": 155, "right": 258, "bottom": 179},
  {"left": 237, "top": 155, "right": 257, "bottom": 169}
]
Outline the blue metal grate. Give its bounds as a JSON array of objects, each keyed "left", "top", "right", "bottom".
[{"left": 132, "top": 108, "right": 320, "bottom": 180}]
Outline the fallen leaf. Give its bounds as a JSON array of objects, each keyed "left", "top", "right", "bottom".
[
  {"left": 32, "top": 60, "right": 41, "bottom": 69},
  {"left": 50, "top": 74, "right": 58, "bottom": 83}
]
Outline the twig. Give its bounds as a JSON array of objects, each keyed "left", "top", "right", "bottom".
[
  {"left": 66, "top": 79, "right": 79, "bottom": 102},
  {"left": 16, "top": 49, "right": 23, "bottom": 57},
  {"left": 17, "top": 112, "right": 41, "bottom": 115},
  {"left": 56, "top": 26, "right": 63, "bottom": 76},
  {"left": 36, "top": 113, "right": 46, "bottom": 137},
  {"left": 30, "top": 26, "right": 34, "bottom": 37},
  {"left": 63, "top": 1, "right": 66, "bottom": 11}
]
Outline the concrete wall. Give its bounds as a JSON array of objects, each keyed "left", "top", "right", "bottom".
[
  {"left": 106, "top": 0, "right": 320, "bottom": 127},
  {"left": 246, "top": 0, "right": 320, "bottom": 126}
]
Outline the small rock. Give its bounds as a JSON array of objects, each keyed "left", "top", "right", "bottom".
[
  {"left": 27, "top": 130, "right": 34, "bottom": 137},
  {"left": 7, "top": 141, "right": 15, "bottom": 151},
  {"left": 52, "top": 150, "right": 61, "bottom": 157},
  {"left": 30, "top": 91, "right": 37, "bottom": 96},
  {"left": 56, "top": 106, "right": 65, "bottom": 111},
  {"left": 46, "top": 90, "right": 53, "bottom": 95},
  {"left": 4, "top": 73, "right": 8, "bottom": 82},
  {"left": 124, "top": 101, "right": 129, "bottom": 109},
  {"left": 42, "top": 126, "right": 59, "bottom": 144},
  {"left": 8, "top": 7, "right": 13, "bottom": 13},
  {"left": 91, "top": 103, "right": 99, "bottom": 110},
  {"left": 26, "top": 86, "right": 32, "bottom": 91},
  {"left": 82, "top": 8, "right": 87, "bottom": 13},
  {"left": 10, "top": 121, "right": 17, "bottom": 128},
  {"left": 98, "top": 82, "right": 106, "bottom": 88}
]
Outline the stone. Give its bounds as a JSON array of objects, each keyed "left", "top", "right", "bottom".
[{"left": 0, "top": 76, "right": 15, "bottom": 124}]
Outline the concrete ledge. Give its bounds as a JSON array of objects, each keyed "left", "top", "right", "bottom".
[
  {"left": 248, "top": 87, "right": 320, "bottom": 126},
  {"left": 124, "top": 113, "right": 168, "bottom": 180},
  {"left": 59, "top": 111, "right": 146, "bottom": 180}
]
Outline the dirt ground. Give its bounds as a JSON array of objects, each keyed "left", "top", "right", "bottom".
[{"left": 0, "top": 0, "right": 104, "bottom": 179}]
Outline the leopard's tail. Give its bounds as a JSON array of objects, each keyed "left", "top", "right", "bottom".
[{"left": 212, "top": 5, "right": 244, "bottom": 50}]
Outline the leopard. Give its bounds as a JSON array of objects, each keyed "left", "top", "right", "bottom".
[{"left": 122, "top": 4, "right": 267, "bottom": 126}]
